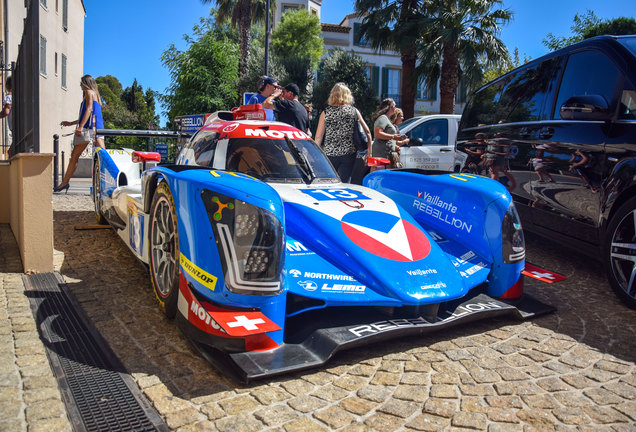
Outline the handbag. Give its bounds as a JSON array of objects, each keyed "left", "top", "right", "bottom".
[
  {"left": 352, "top": 111, "right": 368, "bottom": 151},
  {"left": 389, "top": 151, "right": 403, "bottom": 169},
  {"left": 72, "top": 129, "right": 93, "bottom": 147}
]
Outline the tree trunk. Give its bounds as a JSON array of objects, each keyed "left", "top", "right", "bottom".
[
  {"left": 439, "top": 44, "right": 459, "bottom": 114},
  {"left": 399, "top": 0, "right": 418, "bottom": 119},
  {"left": 238, "top": 0, "right": 252, "bottom": 78},
  {"left": 401, "top": 48, "right": 417, "bottom": 119}
]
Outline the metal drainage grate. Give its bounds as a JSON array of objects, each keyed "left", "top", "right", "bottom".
[{"left": 24, "top": 273, "right": 167, "bottom": 432}]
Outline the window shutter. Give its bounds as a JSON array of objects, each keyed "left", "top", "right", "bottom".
[
  {"left": 372, "top": 66, "right": 380, "bottom": 96},
  {"left": 353, "top": 23, "right": 360, "bottom": 46},
  {"left": 381, "top": 68, "right": 388, "bottom": 98},
  {"left": 61, "top": 54, "right": 67, "bottom": 88},
  {"left": 429, "top": 82, "right": 437, "bottom": 101},
  {"left": 39, "top": 35, "right": 47, "bottom": 75},
  {"left": 62, "top": 0, "right": 68, "bottom": 30}
]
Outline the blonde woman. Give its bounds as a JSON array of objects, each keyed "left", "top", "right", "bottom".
[
  {"left": 314, "top": 82, "right": 371, "bottom": 183},
  {"left": 56, "top": 75, "right": 105, "bottom": 193}
]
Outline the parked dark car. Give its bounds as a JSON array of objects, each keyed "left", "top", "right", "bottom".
[{"left": 456, "top": 35, "right": 636, "bottom": 308}]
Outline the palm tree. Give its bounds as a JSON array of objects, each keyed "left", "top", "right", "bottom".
[
  {"left": 201, "top": 0, "right": 273, "bottom": 77},
  {"left": 354, "top": 0, "right": 421, "bottom": 119},
  {"left": 417, "top": 0, "right": 512, "bottom": 113}
]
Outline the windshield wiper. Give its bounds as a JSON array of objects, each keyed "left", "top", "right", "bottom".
[{"left": 285, "top": 137, "right": 316, "bottom": 184}]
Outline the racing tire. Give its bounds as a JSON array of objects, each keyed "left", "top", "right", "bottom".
[
  {"left": 92, "top": 159, "right": 107, "bottom": 225},
  {"left": 149, "top": 182, "right": 180, "bottom": 318},
  {"left": 602, "top": 196, "right": 636, "bottom": 309}
]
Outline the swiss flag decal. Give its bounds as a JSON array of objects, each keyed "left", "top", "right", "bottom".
[
  {"left": 209, "top": 310, "right": 281, "bottom": 337},
  {"left": 523, "top": 263, "right": 567, "bottom": 283}
]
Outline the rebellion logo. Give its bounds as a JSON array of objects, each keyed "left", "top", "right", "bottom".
[{"left": 347, "top": 300, "right": 504, "bottom": 337}]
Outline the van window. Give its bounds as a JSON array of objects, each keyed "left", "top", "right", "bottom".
[
  {"left": 461, "top": 58, "right": 560, "bottom": 128},
  {"left": 409, "top": 119, "right": 448, "bottom": 145},
  {"left": 497, "top": 58, "right": 561, "bottom": 123},
  {"left": 554, "top": 50, "right": 621, "bottom": 119},
  {"left": 619, "top": 90, "right": 636, "bottom": 119}
]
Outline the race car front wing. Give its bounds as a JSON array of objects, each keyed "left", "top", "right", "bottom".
[{"left": 185, "top": 289, "right": 554, "bottom": 382}]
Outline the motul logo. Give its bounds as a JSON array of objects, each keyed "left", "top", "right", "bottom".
[{"left": 245, "top": 128, "right": 309, "bottom": 140}]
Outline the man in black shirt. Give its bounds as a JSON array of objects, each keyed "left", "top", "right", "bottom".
[{"left": 262, "top": 83, "right": 310, "bottom": 135}]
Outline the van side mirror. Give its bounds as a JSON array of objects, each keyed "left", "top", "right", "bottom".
[{"left": 560, "top": 95, "right": 611, "bottom": 121}]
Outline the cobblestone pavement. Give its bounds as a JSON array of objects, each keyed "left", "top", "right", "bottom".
[
  {"left": 0, "top": 224, "right": 73, "bottom": 432},
  {"left": 4, "top": 193, "right": 636, "bottom": 431}
]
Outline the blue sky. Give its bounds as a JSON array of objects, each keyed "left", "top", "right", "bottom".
[{"left": 83, "top": 0, "right": 635, "bottom": 125}]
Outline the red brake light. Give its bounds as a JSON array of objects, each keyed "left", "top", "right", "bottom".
[{"left": 132, "top": 151, "right": 161, "bottom": 163}]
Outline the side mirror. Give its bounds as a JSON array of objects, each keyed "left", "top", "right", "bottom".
[
  {"left": 411, "top": 138, "right": 424, "bottom": 146},
  {"left": 560, "top": 95, "right": 611, "bottom": 121}
]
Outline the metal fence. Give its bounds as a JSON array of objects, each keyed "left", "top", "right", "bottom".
[
  {"left": 53, "top": 129, "right": 192, "bottom": 186},
  {"left": 11, "top": 1, "right": 39, "bottom": 156},
  {"left": 96, "top": 128, "right": 192, "bottom": 163}
]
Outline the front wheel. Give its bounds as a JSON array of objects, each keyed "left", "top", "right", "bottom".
[
  {"left": 602, "top": 196, "right": 636, "bottom": 309},
  {"left": 149, "top": 182, "right": 180, "bottom": 318},
  {"left": 92, "top": 158, "right": 107, "bottom": 225}
]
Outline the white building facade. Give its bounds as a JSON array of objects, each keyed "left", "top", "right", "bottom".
[
  {"left": 271, "top": 2, "right": 466, "bottom": 116},
  {"left": 274, "top": 0, "right": 322, "bottom": 26},
  {"left": 0, "top": 0, "right": 85, "bottom": 158},
  {"left": 320, "top": 13, "right": 467, "bottom": 116}
]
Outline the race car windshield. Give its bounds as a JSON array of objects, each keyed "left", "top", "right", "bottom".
[{"left": 224, "top": 137, "right": 338, "bottom": 183}]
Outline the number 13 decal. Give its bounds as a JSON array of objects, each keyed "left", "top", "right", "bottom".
[{"left": 302, "top": 188, "right": 369, "bottom": 201}]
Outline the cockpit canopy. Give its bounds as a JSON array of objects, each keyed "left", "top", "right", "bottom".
[{"left": 177, "top": 122, "right": 339, "bottom": 183}]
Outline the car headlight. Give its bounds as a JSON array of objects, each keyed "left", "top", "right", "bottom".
[
  {"left": 502, "top": 204, "right": 525, "bottom": 264},
  {"left": 202, "top": 190, "right": 283, "bottom": 295}
]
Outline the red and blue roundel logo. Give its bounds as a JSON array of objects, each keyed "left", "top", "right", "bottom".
[{"left": 341, "top": 210, "right": 431, "bottom": 261}]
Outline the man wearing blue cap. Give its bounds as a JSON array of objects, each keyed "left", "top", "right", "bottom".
[{"left": 248, "top": 76, "right": 278, "bottom": 121}]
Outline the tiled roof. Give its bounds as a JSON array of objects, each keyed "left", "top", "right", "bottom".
[{"left": 321, "top": 23, "right": 350, "bottom": 33}]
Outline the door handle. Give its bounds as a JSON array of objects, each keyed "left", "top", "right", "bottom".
[
  {"left": 539, "top": 127, "right": 554, "bottom": 139},
  {"left": 440, "top": 148, "right": 452, "bottom": 152}
]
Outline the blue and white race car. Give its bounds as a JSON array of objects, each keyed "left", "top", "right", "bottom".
[{"left": 92, "top": 105, "right": 557, "bottom": 381}]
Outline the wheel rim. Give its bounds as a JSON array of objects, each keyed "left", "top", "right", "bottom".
[
  {"left": 609, "top": 208, "right": 636, "bottom": 300},
  {"left": 93, "top": 161, "right": 101, "bottom": 217},
  {"left": 151, "top": 196, "right": 177, "bottom": 297}
]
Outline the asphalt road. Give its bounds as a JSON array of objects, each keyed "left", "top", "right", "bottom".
[{"left": 47, "top": 193, "right": 635, "bottom": 431}]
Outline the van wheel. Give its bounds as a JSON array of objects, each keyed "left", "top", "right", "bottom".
[
  {"left": 149, "top": 182, "right": 179, "bottom": 318},
  {"left": 93, "top": 159, "right": 107, "bottom": 225},
  {"left": 602, "top": 196, "right": 636, "bottom": 309}
]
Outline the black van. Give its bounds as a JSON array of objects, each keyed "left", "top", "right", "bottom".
[{"left": 456, "top": 35, "right": 636, "bottom": 308}]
